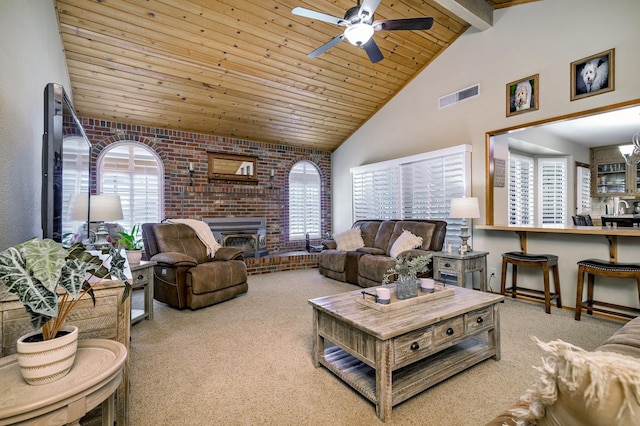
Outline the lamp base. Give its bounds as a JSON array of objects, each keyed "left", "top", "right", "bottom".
[{"left": 93, "top": 222, "right": 111, "bottom": 251}]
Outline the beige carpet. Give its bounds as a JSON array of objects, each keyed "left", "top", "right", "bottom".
[{"left": 129, "top": 270, "right": 623, "bottom": 425}]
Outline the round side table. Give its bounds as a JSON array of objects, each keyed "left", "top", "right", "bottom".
[{"left": 0, "top": 339, "right": 127, "bottom": 426}]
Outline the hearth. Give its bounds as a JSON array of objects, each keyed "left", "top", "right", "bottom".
[{"left": 204, "top": 217, "right": 267, "bottom": 258}]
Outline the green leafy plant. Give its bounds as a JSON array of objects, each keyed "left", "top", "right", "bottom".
[
  {"left": 382, "top": 254, "right": 433, "bottom": 284},
  {"left": 0, "top": 239, "right": 131, "bottom": 340},
  {"left": 117, "top": 224, "right": 142, "bottom": 250}
]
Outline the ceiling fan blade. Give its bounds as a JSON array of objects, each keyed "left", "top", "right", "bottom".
[
  {"left": 362, "top": 38, "right": 384, "bottom": 63},
  {"left": 358, "top": 0, "right": 381, "bottom": 20},
  {"left": 308, "top": 34, "right": 345, "bottom": 58},
  {"left": 373, "top": 17, "right": 434, "bottom": 31},
  {"left": 292, "top": 7, "right": 346, "bottom": 26}
]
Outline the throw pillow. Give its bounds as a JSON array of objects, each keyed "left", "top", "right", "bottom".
[
  {"left": 333, "top": 227, "right": 365, "bottom": 251},
  {"left": 389, "top": 229, "right": 423, "bottom": 258},
  {"left": 510, "top": 337, "right": 640, "bottom": 426}
]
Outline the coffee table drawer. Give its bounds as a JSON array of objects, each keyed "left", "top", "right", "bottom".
[
  {"left": 465, "top": 306, "right": 494, "bottom": 333},
  {"left": 393, "top": 327, "right": 433, "bottom": 365},
  {"left": 433, "top": 316, "right": 465, "bottom": 346}
]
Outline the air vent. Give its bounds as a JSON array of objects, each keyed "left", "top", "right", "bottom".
[{"left": 438, "top": 84, "right": 480, "bottom": 109}]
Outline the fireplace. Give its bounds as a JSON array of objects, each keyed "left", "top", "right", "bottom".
[{"left": 203, "top": 217, "right": 268, "bottom": 258}]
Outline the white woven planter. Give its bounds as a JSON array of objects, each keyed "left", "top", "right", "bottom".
[{"left": 16, "top": 325, "right": 78, "bottom": 385}]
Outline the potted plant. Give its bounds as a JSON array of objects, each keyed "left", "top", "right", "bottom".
[
  {"left": 0, "top": 238, "right": 131, "bottom": 384},
  {"left": 382, "top": 254, "right": 433, "bottom": 299},
  {"left": 117, "top": 224, "right": 143, "bottom": 265}
]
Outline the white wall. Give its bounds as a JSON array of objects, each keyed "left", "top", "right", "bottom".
[
  {"left": 0, "top": 0, "right": 71, "bottom": 249},
  {"left": 333, "top": 0, "right": 640, "bottom": 308}
]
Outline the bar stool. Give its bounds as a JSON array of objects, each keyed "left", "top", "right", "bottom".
[
  {"left": 500, "top": 251, "right": 562, "bottom": 314},
  {"left": 574, "top": 259, "right": 640, "bottom": 320}
]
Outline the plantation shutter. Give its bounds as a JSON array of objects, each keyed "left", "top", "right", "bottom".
[
  {"left": 508, "top": 153, "right": 534, "bottom": 225},
  {"left": 538, "top": 157, "right": 567, "bottom": 225},
  {"left": 98, "top": 143, "right": 163, "bottom": 232},
  {"left": 289, "top": 161, "right": 321, "bottom": 240},
  {"left": 576, "top": 165, "right": 591, "bottom": 215},
  {"left": 351, "top": 145, "right": 471, "bottom": 245},
  {"left": 352, "top": 167, "right": 400, "bottom": 221}
]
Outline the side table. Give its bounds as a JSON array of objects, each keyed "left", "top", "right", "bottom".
[
  {"left": 432, "top": 250, "right": 489, "bottom": 291},
  {"left": 130, "top": 261, "right": 156, "bottom": 324},
  {"left": 0, "top": 339, "right": 127, "bottom": 426}
]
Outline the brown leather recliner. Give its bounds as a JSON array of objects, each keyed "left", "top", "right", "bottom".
[{"left": 142, "top": 223, "right": 248, "bottom": 309}]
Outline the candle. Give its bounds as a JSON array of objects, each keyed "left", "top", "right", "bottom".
[
  {"left": 420, "top": 278, "right": 435, "bottom": 293},
  {"left": 376, "top": 287, "right": 391, "bottom": 303},
  {"left": 270, "top": 169, "right": 275, "bottom": 178},
  {"left": 188, "top": 162, "right": 194, "bottom": 172}
]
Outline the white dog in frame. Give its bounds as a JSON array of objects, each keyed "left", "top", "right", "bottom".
[
  {"left": 580, "top": 56, "right": 609, "bottom": 93},
  {"left": 514, "top": 80, "right": 532, "bottom": 111}
]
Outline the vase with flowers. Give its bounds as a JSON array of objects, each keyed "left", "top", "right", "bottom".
[
  {"left": 0, "top": 238, "right": 131, "bottom": 384},
  {"left": 382, "top": 254, "right": 433, "bottom": 299}
]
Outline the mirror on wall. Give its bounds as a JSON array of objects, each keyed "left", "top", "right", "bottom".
[
  {"left": 207, "top": 152, "right": 258, "bottom": 184},
  {"left": 486, "top": 99, "right": 640, "bottom": 225}
]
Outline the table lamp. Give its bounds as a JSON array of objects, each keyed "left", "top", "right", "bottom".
[
  {"left": 450, "top": 197, "right": 480, "bottom": 253},
  {"left": 87, "top": 194, "right": 124, "bottom": 250}
]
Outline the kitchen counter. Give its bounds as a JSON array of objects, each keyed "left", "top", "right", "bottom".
[{"left": 477, "top": 224, "right": 640, "bottom": 261}]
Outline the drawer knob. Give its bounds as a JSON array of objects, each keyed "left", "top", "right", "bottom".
[
  {"left": 476, "top": 317, "right": 484, "bottom": 324},
  {"left": 446, "top": 327, "right": 454, "bottom": 336},
  {"left": 410, "top": 342, "right": 420, "bottom": 351},
  {"left": 137, "top": 274, "right": 144, "bottom": 280},
  {"left": 444, "top": 262, "right": 451, "bottom": 268}
]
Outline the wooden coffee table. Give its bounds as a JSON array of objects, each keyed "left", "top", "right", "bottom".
[{"left": 309, "top": 285, "right": 504, "bottom": 421}]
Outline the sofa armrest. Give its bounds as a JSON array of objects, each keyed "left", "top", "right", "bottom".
[
  {"left": 212, "top": 247, "right": 245, "bottom": 261},
  {"left": 150, "top": 252, "right": 198, "bottom": 267},
  {"left": 321, "top": 239, "right": 337, "bottom": 250}
]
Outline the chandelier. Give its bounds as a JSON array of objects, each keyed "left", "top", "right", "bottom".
[{"left": 619, "top": 130, "right": 640, "bottom": 165}]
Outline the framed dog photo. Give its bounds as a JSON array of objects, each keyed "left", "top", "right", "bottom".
[
  {"left": 570, "top": 48, "right": 614, "bottom": 101},
  {"left": 506, "top": 74, "right": 539, "bottom": 117}
]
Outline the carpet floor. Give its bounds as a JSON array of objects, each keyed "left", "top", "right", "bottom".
[{"left": 129, "top": 269, "right": 623, "bottom": 425}]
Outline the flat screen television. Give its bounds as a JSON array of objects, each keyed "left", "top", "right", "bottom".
[{"left": 41, "top": 83, "right": 92, "bottom": 243}]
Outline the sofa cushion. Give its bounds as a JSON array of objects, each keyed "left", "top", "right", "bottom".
[
  {"left": 389, "top": 229, "right": 423, "bottom": 258},
  {"left": 510, "top": 337, "right": 640, "bottom": 426},
  {"left": 334, "top": 227, "right": 365, "bottom": 251}
]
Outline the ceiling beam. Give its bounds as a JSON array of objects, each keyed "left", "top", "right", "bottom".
[{"left": 432, "top": 0, "right": 493, "bottom": 31}]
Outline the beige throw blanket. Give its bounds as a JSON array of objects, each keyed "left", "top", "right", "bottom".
[{"left": 166, "top": 219, "right": 221, "bottom": 257}]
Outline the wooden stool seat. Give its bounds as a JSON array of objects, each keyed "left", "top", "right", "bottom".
[
  {"left": 575, "top": 258, "right": 640, "bottom": 320},
  {"left": 500, "top": 251, "right": 562, "bottom": 314}
]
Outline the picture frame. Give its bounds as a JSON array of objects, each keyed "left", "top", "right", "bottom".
[
  {"left": 506, "top": 74, "right": 539, "bottom": 117},
  {"left": 570, "top": 48, "right": 614, "bottom": 101}
]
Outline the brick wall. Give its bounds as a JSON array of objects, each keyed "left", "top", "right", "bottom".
[{"left": 81, "top": 118, "right": 332, "bottom": 254}]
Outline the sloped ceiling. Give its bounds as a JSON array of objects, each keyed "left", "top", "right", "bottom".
[{"left": 55, "top": 0, "right": 535, "bottom": 151}]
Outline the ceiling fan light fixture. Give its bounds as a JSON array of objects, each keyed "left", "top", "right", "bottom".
[{"left": 344, "top": 23, "right": 374, "bottom": 46}]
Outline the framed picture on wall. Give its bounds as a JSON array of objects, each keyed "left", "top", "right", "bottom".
[
  {"left": 506, "top": 74, "right": 539, "bottom": 117},
  {"left": 570, "top": 48, "right": 614, "bottom": 101}
]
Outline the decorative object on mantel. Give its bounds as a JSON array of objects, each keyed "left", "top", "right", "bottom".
[
  {"left": 356, "top": 283, "right": 454, "bottom": 312},
  {"left": 117, "top": 224, "right": 143, "bottom": 265},
  {"left": 0, "top": 239, "right": 131, "bottom": 385},
  {"left": 382, "top": 255, "right": 433, "bottom": 300},
  {"left": 450, "top": 196, "right": 480, "bottom": 253},
  {"left": 207, "top": 151, "right": 258, "bottom": 185},
  {"left": 619, "top": 129, "right": 640, "bottom": 166}
]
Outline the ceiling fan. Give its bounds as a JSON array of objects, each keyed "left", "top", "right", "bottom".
[{"left": 292, "top": 0, "right": 434, "bottom": 63}]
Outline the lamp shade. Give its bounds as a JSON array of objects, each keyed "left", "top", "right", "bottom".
[
  {"left": 67, "top": 194, "right": 89, "bottom": 221},
  {"left": 450, "top": 197, "right": 480, "bottom": 219},
  {"left": 88, "top": 194, "right": 124, "bottom": 222}
]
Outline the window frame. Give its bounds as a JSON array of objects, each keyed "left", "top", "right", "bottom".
[{"left": 288, "top": 160, "right": 322, "bottom": 241}]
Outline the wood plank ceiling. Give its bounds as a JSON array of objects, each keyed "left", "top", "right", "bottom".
[{"left": 55, "top": 0, "right": 536, "bottom": 151}]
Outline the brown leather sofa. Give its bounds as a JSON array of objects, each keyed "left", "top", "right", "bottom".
[
  {"left": 486, "top": 316, "right": 640, "bottom": 425},
  {"left": 142, "top": 223, "right": 248, "bottom": 309},
  {"left": 319, "top": 219, "right": 447, "bottom": 287}
]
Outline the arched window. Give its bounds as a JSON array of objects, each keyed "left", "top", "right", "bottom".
[
  {"left": 289, "top": 161, "right": 321, "bottom": 240},
  {"left": 97, "top": 142, "right": 163, "bottom": 231}
]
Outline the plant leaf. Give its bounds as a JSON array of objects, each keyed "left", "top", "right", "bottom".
[{"left": 20, "top": 239, "right": 68, "bottom": 293}]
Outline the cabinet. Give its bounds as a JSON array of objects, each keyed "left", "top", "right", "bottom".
[{"left": 591, "top": 145, "right": 639, "bottom": 197}]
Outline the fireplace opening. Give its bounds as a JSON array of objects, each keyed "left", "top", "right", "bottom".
[{"left": 204, "top": 217, "right": 268, "bottom": 258}]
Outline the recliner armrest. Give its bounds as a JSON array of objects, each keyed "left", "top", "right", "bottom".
[
  {"left": 150, "top": 252, "right": 198, "bottom": 267},
  {"left": 212, "top": 247, "right": 245, "bottom": 261},
  {"left": 321, "top": 239, "right": 337, "bottom": 250}
]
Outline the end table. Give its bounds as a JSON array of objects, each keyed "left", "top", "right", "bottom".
[
  {"left": 129, "top": 260, "right": 156, "bottom": 324},
  {"left": 432, "top": 250, "right": 489, "bottom": 291}
]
